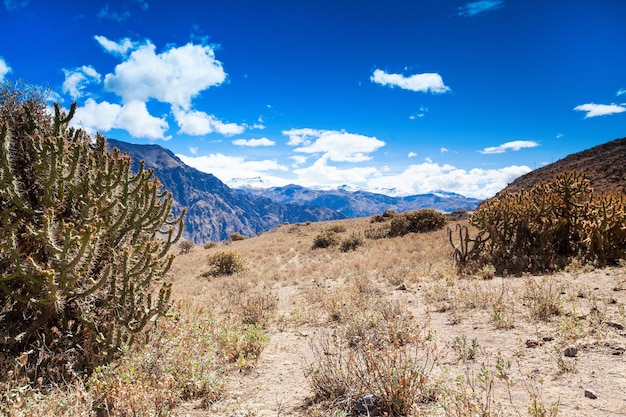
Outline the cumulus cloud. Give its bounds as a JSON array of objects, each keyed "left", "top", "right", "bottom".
[
  {"left": 371, "top": 69, "right": 450, "bottom": 94},
  {"left": 285, "top": 128, "right": 385, "bottom": 162},
  {"left": 367, "top": 161, "right": 530, "bottom": 200},
  {"left": 440, "top": 147, "right": 449, "bottom": 153},
  {"left": 290, "top": 155, "right": 308, "bottom": 166},
  {"left": 293, "top": 156, "right": 379, "bottom": 188},
  {"left": 232, "top": 137, "right": 275, "bottom": 147},
  {"left": 458, "top": 0, "right": 504, "bottom": 17},
  {"left": 172, "top": 107, "right": 244, "bottom": 136},
  {"left": 480, "top": 140, "right": 539, "bottom": 154},
  {"left": 617, "top": 88, "right": 626, "bottom": 96},
  {"left": 408, "top": 152, "right": 418, "bottom": 158},
  {"left": 574, "top": 103, "right": 626, "bottom": 118},
  {"left": 62, "top": 66, "right": 101, "bottom": 99},
  {"left": 72, "top": 98, "right": 169, "bottom": 139},
  {"left": 177, "top": 153, "right": 289, "bottom": 185},
  {"left": 102, "top": 38, "right": 226, "bottom": 109},
  {"left": 0, "top": 57, "right": 11, "bottom": 82}
]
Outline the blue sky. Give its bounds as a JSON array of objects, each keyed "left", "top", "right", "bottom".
[{"left": 1, "top": 0, "right": 625, "bottom": 199}]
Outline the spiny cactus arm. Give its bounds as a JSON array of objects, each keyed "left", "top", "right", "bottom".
[{"left": 53, "top": 102, "right": 76, "bottom": 136}]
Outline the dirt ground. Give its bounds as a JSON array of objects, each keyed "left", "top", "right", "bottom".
[{"left": 168, "top": 219, "right": 626, "bottom": 417}]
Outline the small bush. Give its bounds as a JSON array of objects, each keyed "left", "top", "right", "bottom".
[
  {"left": 328, "top": 224, "right": 347, "bottom": 233},
  {"left": 206, "top": 250, "right": 247, "bottom": 276},
  {"left": 204, "top": 241, "right": 218, "bottom": 249},
  {"left": 179, "top": 240, "right": 194, "bottom": 254},
  {"left": 340, "top": 232, "right": 364, "bottom": 252},
  {"left": 389, "top": 209, "right": 447, "bottom": 237},
  {"left": 312, "top": 231, "right": 341, "bottom": 249},
  {"left": 229, "top": 232, "right": 248, "bottom": 241}
]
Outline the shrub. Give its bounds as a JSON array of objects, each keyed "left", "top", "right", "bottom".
[
  {"left": 204, "top": 241, "right": 218, "bottom": 249},
  {"left": 312, "top": 231, "right": 341, "bottom": 249},
  {"left": 328, "top": 224, "right": 347, "bottom": 233},
  {"left": 179, "top": 240, "right": 194, "bottom": 254},
  {"left": 206, "top": 250, "right": 247, "bottom": 276},
  {"left": 229, "top": 232, "right": 247, "bottom": 241},
  {"left": 0, "top": 81, "right": 184, "bottom": 383},
  {"left": 340, "top": 232, "right": 364, "bottom": 252},
  {"left": 389, "top": 209, "right": 447, "bottom": 237}
]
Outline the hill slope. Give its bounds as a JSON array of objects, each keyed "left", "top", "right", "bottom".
[
  {"left": 498, "top": 137, "right": 626, "bottom": 195},
  {"left": 107, "top": 139, "right": 344, "bottom": 243}
]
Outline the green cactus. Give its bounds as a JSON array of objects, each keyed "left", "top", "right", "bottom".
[{"left": 0, "top": 81, "right": 185, "bottom": 381}]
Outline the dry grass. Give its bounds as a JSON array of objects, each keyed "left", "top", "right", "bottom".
[{"left": 5, "top": 217, "right": 626, "bottom": 416}]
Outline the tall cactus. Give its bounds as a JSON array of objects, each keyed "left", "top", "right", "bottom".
[{"left": 0, "top": 81, "right": 185, "bottom": 380}]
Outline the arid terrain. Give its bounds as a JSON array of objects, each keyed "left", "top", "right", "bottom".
[{"left": 165, "top": 215, "right": 626, "bottom": 417}]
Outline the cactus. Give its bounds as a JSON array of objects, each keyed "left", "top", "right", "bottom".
[
  {"left": 447, "top": 223, "right": 486, "bottom": 270},
  {"left": 0, "top": 81, "right": 185, "bottom": 381},
  {"left": 465, "top": 171, "right": 626, "bottom": 274}
]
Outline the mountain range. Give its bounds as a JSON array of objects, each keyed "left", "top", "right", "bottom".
[{"left": 107, "top": 139, "right": 481, "bottom": 243}]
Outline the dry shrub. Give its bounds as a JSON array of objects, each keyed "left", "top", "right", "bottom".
[
  {"left": 229, "top": 232, "right": 248, "bottom": 241},
  {"left": 389, "top": 209, "right": 447, "bottom": 237},
  {"left": 312, "top": 231, "right": 341, "bottom": 249},
  {"left": 339, "top": 232, "right": 365, "bottom": 252},
  {"left": 216, "top": 323, "right": 268, "bottom": 370},
  {"left": 523, "top": 277, "right": 564, "bottom": 321},
  {"left": 306, "top": 330, "right": 438, "bottom": 416},
  {"left": 327, "top": 224, "right": 347, "bottom": 233},
  {"left": 179, "top": 240, "right": 194, "bottom": 254},
  {"left": 206, "top": 250, "right": 247, "bottom": 276}
]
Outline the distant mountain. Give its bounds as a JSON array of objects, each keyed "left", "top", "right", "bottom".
[
  {"left": 236, "top": 184, "right": 482, "bottom": 218},
  {"left": 497, "top": 137, "right": 626, "bottom": 196},
  {"left": 107, "top": 139, "right": 344, "bottom": 243}
]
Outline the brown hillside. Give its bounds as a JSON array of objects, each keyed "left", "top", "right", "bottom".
[{"left": 499, "top": 137, "right": 626, "bottom": 196}]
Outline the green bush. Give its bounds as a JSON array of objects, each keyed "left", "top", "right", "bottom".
[
  {"left": 0, "top": 81, "right": 184, "bottom": 382},
  {"left": 206, "top": 250, "right": 247, "bottom": 276},
  {"left": 389, "top": 209, "right": 447, "bottom": 237},
  {"left": 312, "top": 231, "right": 341, "bottom": 249}
]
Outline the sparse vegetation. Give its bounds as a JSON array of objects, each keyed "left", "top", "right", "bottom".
[
  {"left": 311, "top": 230, "right": 341, "bottom": 249},
  {"left": 229, "top": 232, "right": 248, "bottom": 241},
  {"left": 179, "top": 239, "right": 195, "bottom": 254},
  {"left": 206, "top": 250, "right": 247, "bottom": 276},
  {"left": 339, "top": 232, "right": 364, "bottom": 252}
]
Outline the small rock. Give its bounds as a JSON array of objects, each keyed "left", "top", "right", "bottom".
[
  {"left": 612, "top": 346, "right": 625, "bottom": 355},
  {"left": 542, "top": 336, "right": 554, "bottom": 342},
  {"left": 396, "top": 283, "right": 407, "bottom": 291},
  {"left": 584, "top": 389, "right": 598, "bottom": 399},
  {"left": 605, "top": 321, "right": 625, "bottom": 330},
  {"left": 525, "top": 339, "right": 540, "bottom": 348},
  {"left": 564, "top": 346, "right": 578, "bottom": 357},
  {"left": 355, "top": 394, "right": 380, "bottom": 416},
  {"left": 349, "top": 336, "right": 362, "bottom": 348}
]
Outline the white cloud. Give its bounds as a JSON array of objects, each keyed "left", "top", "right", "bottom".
[
  {"left": 287, "top": 129, "right": 385, "bottom": 162},
  {"left": 408, "top": 152, "right": 418, "bottom": 158},
  {"left": 177, "top": 153, "right": 289, "bottom": 184},
  {"left": 292, "top": 156, "right": 379, "bottom": 188},
  {"left": 574, "top": 103, "right": 626, "bottom": 118},
  {"left": 440, "top": 147, "right": 449, "bottom": 153},
  {"left": 480, "top": 140, "right": 539, "bottom": 154},
  {"left": 62, "top": 66, "right": 101, "bottom": 99},
  {"left": 97, "top": 1, "right": 148, "bottom": 22},
  {"left": 72, "top": 98, "right": 169, "bottom": 139},
  {"left": 0, "top": 56, "right": 11, "bottom": 82},
  {"left": 458, "top": 0, "right": 504, "bottom": 17},
  {"left": 617, "top": 88, "right": 626, "bottom": 96},
  {"left": 367, "top": 162, "right": 530, "bottom": 200},
  {"left": 189, "top": 147, "right": 198, "bottom": 154},
  {"left": 371, "top": 69, "right": 450, "bottom": 94},
  {"left": 94, "top": 36, "right": 138, "bottom": 57},
  {"left": 290, "top": 155, "right": 308, "bottom": 166},
  {"left": 232, "top": 137, "right": 276, "bottom": 147},
  {"left": 102, "top": 39, "right": 226, "bottom": 109},
  {"left": 172, "top": 107, "right": 245, "bottom": 136},
  {"left": 282, "top": 128, "right": 322, "bottom": 146}
]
